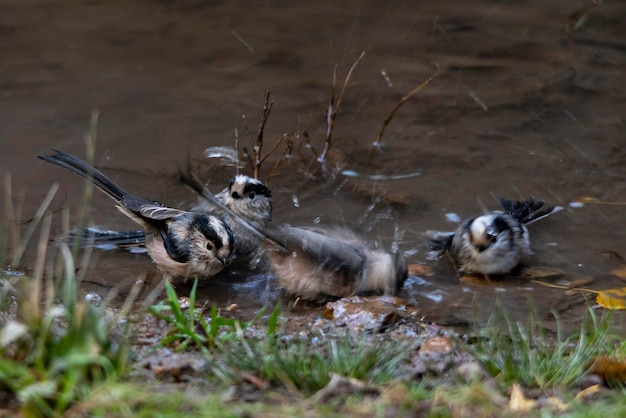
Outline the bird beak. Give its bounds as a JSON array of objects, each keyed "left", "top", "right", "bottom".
[{"left": 219, "top": 255, "right": 229, "bottom": 265}]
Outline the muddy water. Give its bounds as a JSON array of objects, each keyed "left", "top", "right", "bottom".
[{"left": 2, "top": 0, "right": 625, "bottom": 333}]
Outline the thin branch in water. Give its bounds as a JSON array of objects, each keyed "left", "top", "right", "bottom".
[
  {"left": 260, "top": 132, "right": 296, "bottom": 166},
  {"left": 230, "top": 29, "right": 254, "bottom": 53},
  {"left": 318, "top": 51, "right": 366, "bottom": 163},
  {"left": 234, "top": 128, "right": 240, "bottom": 176},
  {"left": 242, "top": 147, "right": 254, "bottom": 169},
  {"left": 266, "top": 134, "right": 295, "bottom": 183},
  {"left": 373, "top": 66, "right": 440, "bottom": 149},
  {"left": 254, "top": 90, "right": 274, "bottom": 179},
  {"left": 242, "top": 115, "right": 254, "bottom": 148}
]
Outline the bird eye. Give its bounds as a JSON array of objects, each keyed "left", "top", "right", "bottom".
[
  {"left": 247, "top": 191, "right": 256, "bottom": 200},
  {"left": 485, "top": 226, "right": 500, "bottom": 241},
  {"left": 206, "top": 241, "right": 216, "bottom": 252}
]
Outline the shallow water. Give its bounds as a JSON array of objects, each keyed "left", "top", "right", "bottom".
[{"left": 2, "top": 0, "right": 625, "bottom": 333}]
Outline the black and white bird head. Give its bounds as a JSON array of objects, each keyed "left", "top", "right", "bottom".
[
  {"left": 220, "top": 175, "right": 272, "bottom": 225},
  {"left": 451, "top": 212, "right": 530, "bottom": 276},
  {"left": 431, "top": 197, "right": 562, "bottom": 277}
]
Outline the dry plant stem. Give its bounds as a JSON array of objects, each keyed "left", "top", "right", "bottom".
[
  {"left": 11, "top": 183, "right": 58, "bottom": 267},
  {"left": 234, "top": 128, "right": 240, "bottom": 176},
  {"left": 318, "top": 51, "right": 366, "bottom": 163},
  {"left": 566, "top": 1, "right": 601, "bottom": 49},
  {"left": 253, "top": 90, "right": 274, "bottom": 179},
  {"left": 373, "top": 66, "right": 440, "bottom": 148},
  {"left": 260, "top": 132, "right": 296, "bottom": 166},
  {"left": 266, "top": 134, "right": 296, "bottom": 182},
  {"left": 4, "top": 174, "right": 18, "bottom": 265},
  {"left": 31, "top": 213, "right": 53, "bottom": 319}
]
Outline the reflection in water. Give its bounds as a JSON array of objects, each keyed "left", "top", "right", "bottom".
[{"left": 2, "top": 0, "right": 625, "bottom": 333}]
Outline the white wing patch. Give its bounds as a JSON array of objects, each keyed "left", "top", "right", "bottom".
[{"left": 140, "top": 205, "right": 185, "bottom": 220}]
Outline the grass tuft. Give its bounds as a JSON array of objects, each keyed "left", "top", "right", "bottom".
[{"left": 462, "top": 303, "right": 614, "bottom": 388}]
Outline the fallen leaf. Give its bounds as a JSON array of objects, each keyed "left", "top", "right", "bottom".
[
  {"left": 407, "top": 263, "right": 434, "bottom": 277},
  {"left": 590, "top": 356, "right": 626, "bottom": 384},
  {"left": 595, "top": 288, "right": 626, "bottom": 310},
  {"left": 509, "top": 383, "right": 536, "bottom": 412},
  {"left": 531, "top": 280, "right": 626, "bottom": 310},
  {"left": 418, "top": 336, "right": 453, "bottom": 356},
  {"left": 575, "top": 384, "right": 601, "bottom": 400},
  {"left": 609, "top": 265, "right": 626, "bottom": 280},
  {"left": 544, "top": 396, "right": 569, "bottom": 412},
  {"left": 459, "top": 275, "right": 489, "bottom": 284}
]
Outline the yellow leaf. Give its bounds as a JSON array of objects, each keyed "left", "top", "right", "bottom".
[
  {"left": 509, "top": 383, "right": 536, "bottom": 412},
  {"left": 531, "top": 280, "right": 626, "bottom": 310},
  {"left": 596, "top": 288, "right": 626, "bottom": 310},
  {"left": 575, "top": 384, "right": 601, "bottom": 400}
]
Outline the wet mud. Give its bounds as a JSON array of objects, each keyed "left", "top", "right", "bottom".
[{"left": 2, "top": 0, "right": 626, "bottom": 334}]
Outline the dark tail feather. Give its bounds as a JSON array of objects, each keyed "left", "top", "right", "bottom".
[
  {"left": 38, "top": 150, "right": 127, "bottom": 203},
  {"left": 428, "top": 234, "right": 454, "bottom": 254},
  {"left": 63, "top": 227, "right": 147, "bottom": 250},
  {"left": 498, "top": 197, "right": 561, "bottom": 224}
]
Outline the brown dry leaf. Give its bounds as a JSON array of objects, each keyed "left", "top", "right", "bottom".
[
  {"left": 407, "top": 263, "right": 434, "bottom": 277},
  {"left": 519, "top": 266, "right": 566, "bottom": 279},
  {"left": 590, "top": 356, "right": 626, "bottom": 384},
  {"left": 609, "top": 265, "right": 626, "bottom": 280},
  {"left": 595, "top": 288, "right": 626, "bottom": 310},
  {"left": 509, "top": 383, "right": 536, "bottom": 412},
  {"left": 459, "top": 275, "right": 489, "bottom": 284},
  {"left": 544, "top": 396, "right": 570, "bottom": 413},
  {"left": 418, "top": 336, "right": 453, "bottom": 356}
]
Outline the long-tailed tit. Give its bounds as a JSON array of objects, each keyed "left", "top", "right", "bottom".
[
  {"left": 431, "top": 197, "right": 562, "bottom": 276},
  {"left": 191, "top": 172, "right": 272, "bottom": 258},
  {"left": 38, "top": 150, "right": 234, "bottom": 279},
  {"left": 66, "top": 172, "right": 272, "bottom": 260},
  {"left": 262, "top": 225, "right": 407, "bottom": 302},
  {"left": 178, "top": 169, "right": 408, "bottom": 301}
]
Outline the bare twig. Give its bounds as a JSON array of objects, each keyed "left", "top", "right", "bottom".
[
  {"left": 254, "top": 90, "right": 274, "bottom": 179},
  {"left": 242, "top": 147, "right": 254, "bottom": 169},
  {"left": 318, "top": 51, "right": 366, "bottom": 163},
  {"left": 373, "top": 66, "right": 440, "bottom": 148},
  {"left": 260, "top": 132, "right": 297, "bottom": 166},
  {"left": 266, "top": 134, "right": 296, "bottom": 182},
  {"left": 242, "top": 115, "right": 253, "bottom": 148},
  {"left": 234, "top": 128, "right": 240, "bottom": 176}
]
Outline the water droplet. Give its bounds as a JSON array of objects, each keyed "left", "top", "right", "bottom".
[
  {"left": 84, "top": 292, "right": 103, "bottom": 305},
  {"left": 340, "top": 170, "right": 359, "bottom": 177},
  {"left": 445, "top": 213, "right": 461, "bottom": 223}
]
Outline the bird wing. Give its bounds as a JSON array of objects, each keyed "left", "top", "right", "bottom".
[
  {"left": 139, "top": 205, "right": 187, "bottom": 221},
  {"left": 277, "top": 226, "right": 366, "bottom": 278}
]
